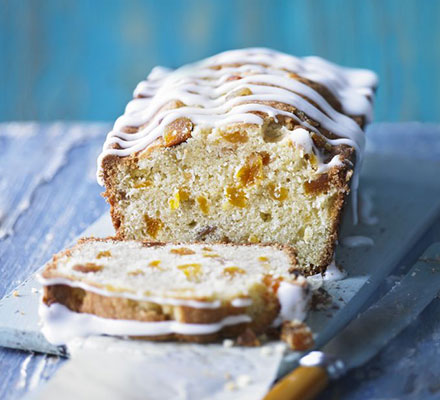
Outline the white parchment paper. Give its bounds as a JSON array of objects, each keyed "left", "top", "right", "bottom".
[{"left": 33, "top": 336, "right": 286, "bottom": 400}]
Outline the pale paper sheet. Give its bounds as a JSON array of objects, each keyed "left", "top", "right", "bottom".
[{"left": 31, "top": 337, "right": 286, "bottom": 400}]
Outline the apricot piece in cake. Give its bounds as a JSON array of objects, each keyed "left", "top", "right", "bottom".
[
  {"left": 73, "top": 263, "right": 103, "bottom": 273},
  {"left": 143, "top": 214, "right": 163, "bottom": 239},
  {"left": 128, "top": 269, "right": 144, "bottom": 276},
  {"left": 177, "top": 263, "right": 202, "bottom": 282},
  {"left": 148, "top": 260, "right": 162, "bottom": 268},
  {"left": 163, "top": 118, "right": 193, "bottom": 147},
  {"left": 236, "top": 153, "right": 264, "bottom": 187},
  {"left": 197, "top": 196, "right": 210, "bottom": 215},
  {"left": 169, "top": 188, "right": 190, "bottom": 210},
  {"left": 96, "top": 250, "right": 111, "bottom": 259},
  {"left": 219, "top": 129, "right": 249, "bottom": 144},
  {"left": 223, "top": 266, "right": 246, "bottom": 277},
  {"left": 303, "top": 173, "right": 330, "bottom": 195},
  {"left": 170, "top": 247, "right": 196, "bottom": 255},
  {"left": 281, "top": 321, "right": 314, "bottom": 351},
  {"left": 267, "top": 183, "right": 289, "bottom": 201},
  {"left": 133, "top": 179, "right": 152, "bottom": 189},
  {"left": 225, "top": 186, "right": 247, "bottom": 208}
]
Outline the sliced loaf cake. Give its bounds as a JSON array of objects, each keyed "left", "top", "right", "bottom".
[{"left": 40, "top": 238, "right": 310, "bottom": 345}]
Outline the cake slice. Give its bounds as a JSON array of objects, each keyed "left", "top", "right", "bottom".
[
  {"left": 98, "top": 48, "right": 377, "bottom": 275},
  {"left": 39, "top": 238, "right": 310, "bottom": 345}
]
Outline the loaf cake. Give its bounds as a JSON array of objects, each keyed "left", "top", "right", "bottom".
[
  {"left": 39, "top": 238, "right": 310, "bottom": 345},
  {"left": 97, "top": 48, "right": 377, "bottom": 274}
]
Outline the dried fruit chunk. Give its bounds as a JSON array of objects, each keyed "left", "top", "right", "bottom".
[
  {"left": 225, "top": 186, "right": 247, "bottom": 208},
  {"left": 304, "top": 173, "right": 330, "bottom": 195},
  {"left": 197, "top": 196, "right": 210, "bottom": 214},
  {"left": 259, "top": 151, "right": 271, "bottom": 165},
  {"left": 236, "top": 153, "right": 264, "bottom": 187},
  {"left": 105, "top": 284, "right": 127, "bottom": 293},
  {"left": 260, "top": 212, "right": 272, "bottom": 222},
  {"left": 73, "top": 263, "right": 103, "bottom": 273},
  {"left": 128, "top": 269, "right": 144, "bottom": 276},
  {"left": 169, "top": 188, "right": 190, "bottom": 210},
  {"left": 258, "top": 256, "right": 271, "bottom": 270},
  {"left": 281, "top": 321, "right": 314, "bottom": 350},
  {"left": 303, "top": 152, "right": 318, "bottom": 166},
  {"left": 267, "top": 183, "right": 289, "bottom": 201},
  {"left": 163, "top": 117, "right": 193, "bottom": 147},
  {"left": 170, "top": 247, "right": 196, "bottom": 255},
  {"left": 262, "top": 274, "right": 283, "bottom": 293},
  {"left": 178, "top": 189, "right": 190, "bottom": 201},
  {"left": 134, "top": 180, "right": 152, "bottom": 189},
  {"left": 203, "top": 252, "right": 220, "bottom": 258},
  {"left": 219, "top": 129, "right": 249, "bottom": 144},
  {"left": 223, "top": 266, "right": 246, "bottom": 276},
  {"left": 249, "top": 235, "right": 260, "bottom": 243},
  {"left": 168, "top": 191, "right": 180, "bottom": 210},
  {"left": 143, "top": 214, "right": 163, "bottom": 239},
  {"left": 177, "top": 263, "right": 202, "bottom": 282},
  {"left": 148, "top": 260, "right": 161, "bottom": 268},
  {"left": 96, "top": 251, "right": 111, "bottom": 259}
]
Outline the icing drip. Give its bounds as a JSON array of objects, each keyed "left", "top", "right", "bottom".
[
  {"left": 39, "top": 303, "right": 251, "bottom": 345},
  {"left": 307, "top": 258, "right": 347, "bottom": 289},
  {"left": 96, "top": 48, "right": 377, "bottom": 222},
  {"left": 272, "top": 281, "right": 310, "bottom": 327},
  {"left": 342, "top": 235, "right": 375, "bottom": 248},
  {"left": 322, "top": 259, "right": 347, "bottom": 281},
  {"left": 360, "top": 189, "right": 379, "bottom": 225}
]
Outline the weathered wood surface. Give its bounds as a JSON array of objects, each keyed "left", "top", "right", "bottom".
[
  {"left": 0, "top": 123, "right": 108, "bottom": 399},
  {"left": 1, "top": 0, "right": 439, "bottom": 122},
  {"left": 0, "top": 122, "right": 440, "bottom": 399}
]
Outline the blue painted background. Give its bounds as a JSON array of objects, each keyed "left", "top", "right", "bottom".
[{"left": 1, "top": 0, "right": 439, "bottom": 122}]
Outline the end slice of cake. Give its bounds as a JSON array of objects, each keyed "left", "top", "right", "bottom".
[
  {"left": 98, "top": 48, "right": 377, "bottom": 274},
  {"left": 39, "top": 238, "right": 310, "bottom": 345}
]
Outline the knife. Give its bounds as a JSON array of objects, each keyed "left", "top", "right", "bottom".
[{"left": 264, "top": 242, "right": 440, "bottom": 400}]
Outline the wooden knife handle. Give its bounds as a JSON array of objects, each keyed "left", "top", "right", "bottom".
[{"left": 263, "top": 366, "right": 329, "bottom": 400}]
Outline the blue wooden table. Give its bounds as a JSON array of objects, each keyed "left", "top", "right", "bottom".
[
  {"left": 0, "top": 122, "right": 439, "bottom": 399},
  {"left": 1, "top": 0, "right": 439, "bottom": 123}
]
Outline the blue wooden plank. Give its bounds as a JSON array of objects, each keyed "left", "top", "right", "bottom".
[
  {"left": 1, "top": 0, "right": 440, "bottom": 122},
  {"left": 0, "top": 123, "right": 111, "bottom": 399}
]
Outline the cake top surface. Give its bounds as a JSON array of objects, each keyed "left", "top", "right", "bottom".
[
  {"left": 97, "top": 48, "right": 377, "bottom": 183},
  {"left": 41, "top": 239, "right": 304, "bottom": 301}
]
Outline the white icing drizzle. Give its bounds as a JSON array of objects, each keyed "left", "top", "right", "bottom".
[
  {"left": 230, "top": 298, "right": 253, "bottom": 307},
  {"left": 272, "top": 281, "right": 310, "bottom": 327},
  {"left": 96, "top": 49, "right": 377, "bottom": 223},
  {"left": 39, "top": 303, "right": 251, "bottom": 345},
  {"left": 288, "top": 127, "right": 314, "bottom": 154},
  {"left": 322, "top": 259, "right": 347, "bottom": 281},
  {"left": 306, "top": 258, "right": 347, "bottom": 290},
  {"left": 342, "top": 235, "right": 375, "bottom": 248}
]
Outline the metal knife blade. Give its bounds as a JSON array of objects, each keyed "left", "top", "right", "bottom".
[{"left": 318, "top": 242, "right": 440, "bottom": 372}]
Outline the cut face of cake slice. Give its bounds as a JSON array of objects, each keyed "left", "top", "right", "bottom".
[
  {"left": 39, "top": 238, "right": 310, "bottom": 345},
  {"left": 98, "top": 48, "right": 377, "bottom": 274}
]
